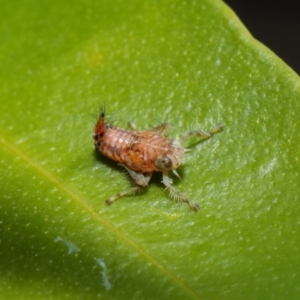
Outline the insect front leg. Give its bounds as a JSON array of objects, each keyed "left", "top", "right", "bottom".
[
  {"left": 180, "top": 124, "right": 223, "bottom": 144},
  {"left": 105, "top": 166, "right": 153, "bottom": 206},
  {"left": 162, "top": 172, "right": 199, "bottom": 211}
]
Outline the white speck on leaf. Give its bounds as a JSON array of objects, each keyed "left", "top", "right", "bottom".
[
  {"left": 95, "top": 258, "right": 112, "bottom": 290},
  {"left": 54, "top": 236, "right": 80, "bottom": 254}
]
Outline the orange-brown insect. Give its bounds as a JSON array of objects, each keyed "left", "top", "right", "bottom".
[{"left": 93, "top": 108, "right": 223, "bottom": 211}]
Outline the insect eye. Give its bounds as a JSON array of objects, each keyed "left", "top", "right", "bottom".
[{"left": 154, "top": 156, "right": 173, "bottom": 171}]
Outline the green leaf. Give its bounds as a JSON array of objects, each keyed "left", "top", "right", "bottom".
[{"left": 1, "top": 0, "right": 300, "bottom": 299}]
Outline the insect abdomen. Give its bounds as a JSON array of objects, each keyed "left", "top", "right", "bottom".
[{"left": 94, "top": 126, "right": 136, "bottom": 163}]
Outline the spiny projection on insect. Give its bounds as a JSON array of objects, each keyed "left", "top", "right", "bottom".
[{"left": 93, "top": 108, "right": 223, "bottom": 211}]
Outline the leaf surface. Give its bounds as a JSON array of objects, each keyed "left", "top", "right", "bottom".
[{"left": 1, "top": 0, "right": 300, "bottom": 299}]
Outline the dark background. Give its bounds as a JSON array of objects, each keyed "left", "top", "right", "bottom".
[{"left": 224, "top": 0, "right": 300, "bottom": 75}]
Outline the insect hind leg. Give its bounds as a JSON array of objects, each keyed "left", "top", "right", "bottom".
[
  {"left": 162, "top": 172, "right": 199, "bottom": 211},
  {"left": 121, "top": 164, "right": 152, "bottom": 187},
  {"left": 106, "top": 186, "right": 141, "bottom": 206},
  {"left": 105, "top": 166, "right": 153, "bottom": 206}
]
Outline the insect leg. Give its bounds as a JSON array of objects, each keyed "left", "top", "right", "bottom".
[
  {"left": 127, "top": 169, "right": 153, "bottom": 187},
  {"left": 162, "top": 172, "right": 199, "bottom": 211},
  {"left": 151, "top": 122, "right": 171, "bottom": 134},
  {"left": 105, "top": 167, "right": 153, "bottom": 206},
  {"left": 106, "top": 186, "right": 141, "bottom": 205},
  {"left": 128, "top": 121, "right": 138, "bottom": 130},
  {"left": 180, "top": 124, "right": 223, "bottom": 144}
]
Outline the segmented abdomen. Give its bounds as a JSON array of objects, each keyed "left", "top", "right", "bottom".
[
  {"left": 94, "top": 125, "right": 183, "bottom": 173},
  {"left": 94, "top": 126, "right": 136, "bottom": 163},
  {"left": 93, "top": 112, "right": 184, "bottom": 173}
]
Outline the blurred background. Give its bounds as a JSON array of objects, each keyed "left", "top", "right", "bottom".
[{"left": 225, "top": 0, "right": 300, "bottom": 75}]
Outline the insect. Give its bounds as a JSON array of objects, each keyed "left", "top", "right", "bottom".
[{"left": 93, "top": 108, "right": 223, "bottom": 211}]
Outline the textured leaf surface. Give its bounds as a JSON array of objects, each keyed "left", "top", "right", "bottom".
[{"left": 1, "top": 0, "right": 300, "bottom": 299}]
